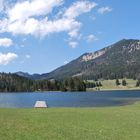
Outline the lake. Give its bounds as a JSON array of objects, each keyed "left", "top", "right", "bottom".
[{"left": 0, "top": 90, "right": 140, "bottom": 108}]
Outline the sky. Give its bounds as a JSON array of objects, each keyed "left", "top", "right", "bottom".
[{"left": 0, "top": 0, "right": 140, "bottom": 74}]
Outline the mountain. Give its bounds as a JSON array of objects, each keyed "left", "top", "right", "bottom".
[
  {"left": 15, "top": 72, "right": 46, "bottom": 80},
  {"left": 16, "top": 39, "right": 140, "bottom": 80},
  {"left": 44, "top": 39, "right": 140, "bottom": 80},
  {"left": 15, "top": 72, "right": 33, "bottom": 79}
]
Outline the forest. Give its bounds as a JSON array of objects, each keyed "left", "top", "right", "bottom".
[{"left": 0, "top": 73, "right": 86, "bottom": 92}]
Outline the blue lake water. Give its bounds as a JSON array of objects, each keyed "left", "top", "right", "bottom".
[{"left": 0, "top": 91, "right": 140, "bottom": 108}]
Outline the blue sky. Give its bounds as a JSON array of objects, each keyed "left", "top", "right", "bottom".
[{"left": 0, "top": 0, "right": 139, "bottom": 74}]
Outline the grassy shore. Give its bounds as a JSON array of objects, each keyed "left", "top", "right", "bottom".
[
  {"left": 1, "top": 102, "right": 140, "bottom": 140},
  {"left": 87, "top": 79, "right": 140, "bottom": 91}
]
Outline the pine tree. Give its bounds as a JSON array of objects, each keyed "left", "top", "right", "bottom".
[
  {"left": 98, "top": 82, "right": 102, "bottom": 87},
  {"left": 116, "top": 79, "right": 120, "bottom": 86},
  {"left": 136, "top": 81, "right": 140, "bottom": 87},
  {"left": 122, "top": 79, "right": 127, "bottom": 86}
]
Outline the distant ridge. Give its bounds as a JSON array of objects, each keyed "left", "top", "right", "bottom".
[{"left": 15, "top": 71, "right": 43, "bottom": 80}]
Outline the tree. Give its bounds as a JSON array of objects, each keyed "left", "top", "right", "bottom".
[
  {"left": 98, "top": 82, "right": 102, "bottom": 87},
  {"left": 136, "top": 80, "right": 140, "bottom": 87},
  {"left": 95, "top": 82, "right": 99, "bottom": 87},
  {"left": 68, "top": 78, "right": 75, "bottom": 91},
  {"left": 122, "top": 79, "right": 127, "bottom": 86},
  {"left": 116, "top": 79, "right": 120, "bottom": 86}
]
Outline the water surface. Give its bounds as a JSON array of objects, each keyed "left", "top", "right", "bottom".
[{"left": 0, "top": 91, "right": 140, "bottom": 108}]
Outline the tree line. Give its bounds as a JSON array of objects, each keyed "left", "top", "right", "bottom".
[{"left": 0, "top": 73, "right": 86, "bottom": 92}]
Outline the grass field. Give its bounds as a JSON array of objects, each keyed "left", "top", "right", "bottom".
[
  {"left": 1, "top": 102, "right": 140, "bottom": 140},
  {"left": 87, "top": 79, "right": 140, "bottom": 91}
]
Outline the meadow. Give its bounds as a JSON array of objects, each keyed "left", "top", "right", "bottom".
[
  {"left": 0, "top": 102, "right": 140, "bottom": 140},
  {"left": 87, "top": 79, "right": 140, "bottom": 91}
]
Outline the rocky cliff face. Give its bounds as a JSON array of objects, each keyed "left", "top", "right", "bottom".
[{"left": 82, "top": 50, "right": 106, "bottom": 62}]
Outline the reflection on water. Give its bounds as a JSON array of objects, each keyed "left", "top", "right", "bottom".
[{"left": 0, "top": 90, "right": 140, "bottom": 108}]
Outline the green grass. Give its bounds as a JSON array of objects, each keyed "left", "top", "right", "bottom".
[
  {"left": 1, "top": 103, "right": 140, "bottom": 140},
  {"left": 87, "top": 79, "right": 140, "bottom": 91}
]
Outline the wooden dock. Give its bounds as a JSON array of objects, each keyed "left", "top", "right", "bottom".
[{"left": 34, "top": 101, "right": 47, "bottom": 108}]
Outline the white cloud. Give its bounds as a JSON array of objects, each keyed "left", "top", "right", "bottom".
[
  {"left": 25, "top": 55, "right": 31, "bottom": 59},
  {"left": 0, "top": 38, "right": 13, "bottom": 47},
  {"left": 63, "top": 1, "right": 97, "bottom": 39},
  {"left": 68, "top": 29, "right": 79, "bottom": 38},
  {"left": 98, "top": 6, "right": 112, "bottom": 14},
  {"left": 5, "top": 13, "right": 82, "bottom": 37},
  {"left": 63, "top": 1, "right": 97, "bottom": 19},
  {"left": 0, "top": 0, "right": 97, "bottom": 39},
  {"left": 68, "top": 41, "right": 78, "bottom": 48},
  {"left": 8, "top": 0, "right": 63, "bottom": 22},
  {"left": 64, "top": 61, "right": 68, "bottom": 64},
  {"left": 86, "top": 34, "right": 98, "bottom": 42},
  {"left": 0, "top": 53, "right": 18, "bottom": 65}
]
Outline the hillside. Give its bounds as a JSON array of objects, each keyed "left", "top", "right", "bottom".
[
  {"left": 16, "top": 39, "right": 140, "bottom": 80},
  {"left": 44, "top": 39, "right": 140, "bottom": 80},
  {"left": 15, "top": 71, "right": 41, "bottom": 80}
]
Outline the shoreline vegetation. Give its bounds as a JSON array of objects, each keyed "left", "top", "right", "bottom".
[
  {"left": 1, "top": 73, "right": 140, "bottom": 92},
  {"left": 0, "top": 102, "right": 140, "bottom": 139}
]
